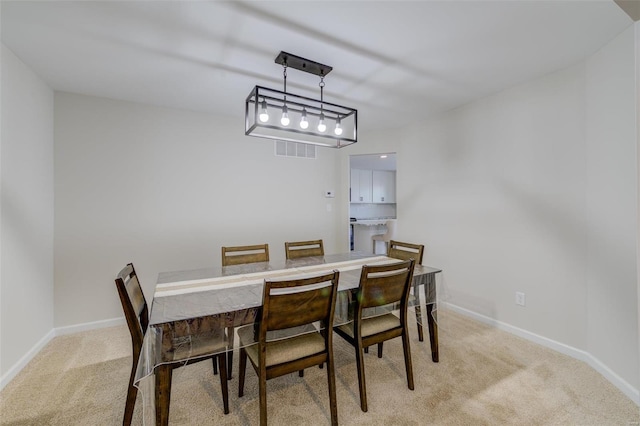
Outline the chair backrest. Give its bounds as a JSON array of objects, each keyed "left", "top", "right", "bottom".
[
  {"left": 259, "top": 271, "right": 339, "bottom": 338},
  {"left": 222, "top": 244, "right": 270, "bottom": 266},
  {"left": 388, "top": 240, "right": 424, "bottom": 265},
  {"left": 115, "top": 263, "right": 148, "bottom": 351},
  {"left": 356, "top": 259, "right": 415, "bottom": 317},
  {"left": 284, "top": 239, "right": 324, "bottom": 260}
]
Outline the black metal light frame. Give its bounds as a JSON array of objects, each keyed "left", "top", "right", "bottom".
[{"left": 245, "top": 51, "right": 358, "bottom": 149}]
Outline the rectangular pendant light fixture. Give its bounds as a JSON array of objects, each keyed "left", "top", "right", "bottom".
[{"left": 245, "top": 52, "right": 358, "bottom": 149}]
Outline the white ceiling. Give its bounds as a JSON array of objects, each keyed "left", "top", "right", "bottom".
[{"left": 1, "top": 1, "right": 632, "bottom": 132}]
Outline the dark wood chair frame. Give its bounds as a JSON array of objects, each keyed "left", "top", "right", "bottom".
[
  {"left": 238, "top": 271, "right": 340, "bottom": 426},
  {"left": 333, "top": 259, "right": 416, "bottom": 412},
  {"left": 220, "top": 243, "right": 270, "bottom": 379},
  {"left": 284, "top": 239, "right": 324, "bottom": 259},
  {"left": 115, "top": 263, "right": 229, "bottom": 426},
  {"left": 387, "top": 240, "right": 433, "bottom": 342},
  {"left": 222, "top": 243, "right": 270, "bottom": 266},
  {"left": 387, "top": 240, "right": 428, "bottom": 342}
]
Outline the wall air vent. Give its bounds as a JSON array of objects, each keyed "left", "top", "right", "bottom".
[{"left": 275, "top": 140, "right": 317, "bottom": 159}]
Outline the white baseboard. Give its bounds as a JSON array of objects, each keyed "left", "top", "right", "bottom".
[
  {"left": 0, "top": 329, "right": 55, "bottom": 391},
  {"left": 54, "top": 316, "right": 125, "bottom": 336},
  {"left": 446, "top": 303, "right": 640, "bottom": 406},
  {"left": 0, "top": 316, "right": 125, "bottom": 391}
]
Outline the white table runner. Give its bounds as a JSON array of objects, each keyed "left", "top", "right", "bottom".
[{"left": 154, "top": 256, "right": 394, "bottom": 297}]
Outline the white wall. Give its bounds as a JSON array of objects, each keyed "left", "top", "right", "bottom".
[
  {"left": 0, "top": 45, "right": 54, "bottom": 380},
  {"left": 404, "top": 63, "right": 590, "bottom": 347},
  {"left": 345, "top": 27, "right": 639, "bottom": 396},
  {"left": 53, "top": 93, "right": 342, "bottom": 327},
  {"left": 585, "top": 25, "right": 638, "bottom": 393}
]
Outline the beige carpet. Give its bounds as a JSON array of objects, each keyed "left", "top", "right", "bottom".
[{"left": 1, "top": 310, "right": 638, "bottom": 425}]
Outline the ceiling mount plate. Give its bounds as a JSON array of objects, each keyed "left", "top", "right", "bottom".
[{"left": 275, "top": 51, "right": 333, "bottom": 77}]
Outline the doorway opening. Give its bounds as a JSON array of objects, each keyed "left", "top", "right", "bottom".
[{"left": 349, "top": 153, "right": 397, "bottom": 253}]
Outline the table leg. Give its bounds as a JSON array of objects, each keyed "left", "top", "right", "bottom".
[
  {"left": 412, "top": 282, "right": 425, "bottom": 342},
  {"left": 426, "top": 303, "right": 439, "bottom": 362},
  {"left": 414, "top": 305, "right": 425, "bottom": 342},
  {"left": 227, "top": 326, "right": 234, "bottom": 380},
  {"left": 155, "top": 364, "right": 172, "bottom": 426}
]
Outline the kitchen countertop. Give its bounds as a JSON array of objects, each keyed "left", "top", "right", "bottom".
[{"left": 352, "top": 218, "right": 395, "bottom": 226}]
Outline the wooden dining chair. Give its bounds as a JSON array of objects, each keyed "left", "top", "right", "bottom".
[
  {"left": 115, "top": 263, "right": 229, "bottom": 425},
  {"left": 220, "top": 243, "right": 270, "bottom": 380},
  {"left": 387, "top": 240, "right": 426, "bottom": 342},
  {"left": 222, "top": 243, "right": 270, "bottom": 266},
  {"left": 284, "top": 239, "right": 324, "bottom": 259},
  {"left": 238, "top": 270, "right": 340, "bottom": 426},
  {"left": 333, "top": 259, "right": 415, "bottom": 412}
]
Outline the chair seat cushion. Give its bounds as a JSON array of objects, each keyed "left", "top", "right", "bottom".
[
  {"left": 238, "top": 326, "right": 326, "bottom": 367},
  {"left": 170, "top": 330, "right": 227, "bottom": 362},
  {"left": 336, "top": 313, "right": 400, "bottom": 338}
]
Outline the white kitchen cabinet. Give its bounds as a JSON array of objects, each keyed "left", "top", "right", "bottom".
[
  {"left": 350, "top": 169, "right": 372, "bottom": 203},
  {"left": 372, "top": 170, "right": 396, "bottom": 203}
]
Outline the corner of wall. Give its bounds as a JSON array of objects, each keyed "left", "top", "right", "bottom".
[{"left": 0, "top": 43, "right": 55, "bottom": 381}]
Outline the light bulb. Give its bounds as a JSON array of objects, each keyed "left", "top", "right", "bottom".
[
  {"left": 334, "top": 118, "right": 343, "bottom": 136},
  {"left": 280, "top": 105, "right": 290, "bottom": 126},
  {"left": 317, "top": 113, "right": 326, "bottom": 133},
  {"left": 259, "top": 100, "right": 269, "bottom": 123},
  {"left": 300, "top": 108, "right": 309, "bottom": 129}
]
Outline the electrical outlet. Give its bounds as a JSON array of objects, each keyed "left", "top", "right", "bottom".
[{"left": 515, "top": 292, "right": 526, "bottom": 306}]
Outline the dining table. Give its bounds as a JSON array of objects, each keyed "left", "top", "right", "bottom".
[{"left": 134, "top": 251, "right": 442, "bottom": 425}]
